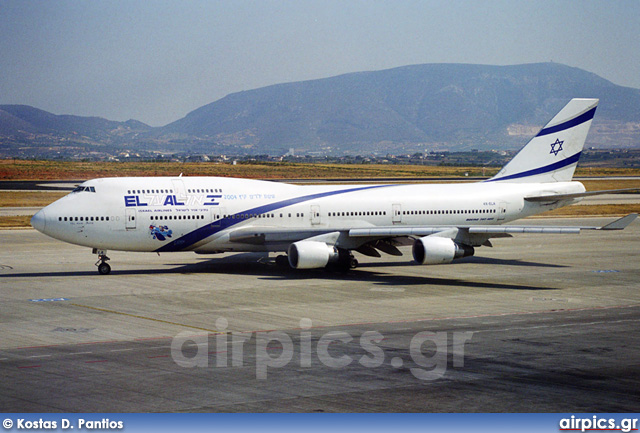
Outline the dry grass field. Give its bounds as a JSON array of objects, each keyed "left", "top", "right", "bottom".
[
  {"left": 0, "top": 216, "right": 31, "bottom": 228},
  {"left": 2, "top": 159, "right": 640, "bottom": 181},
  {"left": 0, "top": 159, "right": 497, "bottom": 180},
  {"left": 0, "top": 191, "right": 67, "bottom": 207}
]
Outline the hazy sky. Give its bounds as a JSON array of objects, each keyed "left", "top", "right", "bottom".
[{"left": 1, "top": 0, "right": 639, "bottom": 126}]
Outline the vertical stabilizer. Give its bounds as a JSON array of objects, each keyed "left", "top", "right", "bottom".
[{"left": 488, "top": 98, "right": 598, "bottom": 183}]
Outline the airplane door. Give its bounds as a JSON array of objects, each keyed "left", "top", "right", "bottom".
[
  {"left": 392, "top": 203, "right": 402, "bottom": 224},
  {"left": 211, "top": 207, "right": 225, "bottom": 226},
  {"left": 311, "top": 205, "right": 321, "bottom": 225},
  {"left": 171, "top": 178, "right": 187, "bottom": 203},
  {"left": 498, "top": 202, "right": 508, "bottom": 221},
  {"left": 125, "top": 208, "right": 137, "bottom": 230}
]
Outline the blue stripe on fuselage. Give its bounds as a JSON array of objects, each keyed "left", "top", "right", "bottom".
[{"left": 154, "top": 184, "right": 392, "bottom": 252}]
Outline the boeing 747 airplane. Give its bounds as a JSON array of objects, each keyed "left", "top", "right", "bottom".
[{"left": 31, "top": 98, "right": 637, "bottom": 274}]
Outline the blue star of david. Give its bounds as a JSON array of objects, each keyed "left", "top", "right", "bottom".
[{"left": 550, "top": 138, "right": 564, "bottom": 156}]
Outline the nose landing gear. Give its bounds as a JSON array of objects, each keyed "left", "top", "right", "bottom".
[{"left": 93, "top": 249, "right": 111, "bottom": 275}]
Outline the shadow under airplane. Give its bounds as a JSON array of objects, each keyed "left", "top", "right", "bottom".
[{"left": 0, "top": 253, "right": 562, "bottom": 291}]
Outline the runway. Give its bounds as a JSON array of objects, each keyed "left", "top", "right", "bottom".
[{"left": 0, "top": 218, "right": 639, "bottom": 412}]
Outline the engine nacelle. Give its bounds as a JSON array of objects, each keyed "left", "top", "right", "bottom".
[
  {"left": 288, "top": 241, "right": 339, "bottom": 269},
  {"left": 412, "top": 236, "right": 474, "bottom": 265}
]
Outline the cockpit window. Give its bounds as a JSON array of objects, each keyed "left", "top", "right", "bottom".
[{"left": 72, "top": 186, "right": 96, "bottom": 193}]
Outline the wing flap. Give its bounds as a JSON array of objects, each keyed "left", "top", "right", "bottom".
[
  {"left": 349, "top": 226, "right": 582, "bottom": 236},
  {"left": 349, "top": 227, "right": 455, "bottom": 237},
  {"left": 469, "top": 226, "right": 581, "bottom": 234}
]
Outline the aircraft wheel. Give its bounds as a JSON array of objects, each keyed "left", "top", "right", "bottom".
[
  {"left": 275, "top": 255, "right": 290, "bottom": 268},
  {"left": 329, "top": 249, "right": 355, "bottom": 272},
  {"left": 98, "top": 262, "right": 111, "bottom": 275}
]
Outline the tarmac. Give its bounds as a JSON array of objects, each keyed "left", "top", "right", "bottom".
[{"left": 0, "top": 218, "right": 639, "bottom": 412}]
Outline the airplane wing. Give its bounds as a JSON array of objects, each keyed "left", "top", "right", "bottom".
[
  {"left": 227, "top": 214, "right": 638, "bottom": 248},
  {"left": 220, "top": 213, "right": 637, "bottom": 268},
  {"left": 352, "top": 213, "right": 638, "bottom": 236}
]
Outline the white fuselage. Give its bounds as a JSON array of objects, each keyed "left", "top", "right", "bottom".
[{"left": 32, "top": 176, "right": 585, "bottom": 253}]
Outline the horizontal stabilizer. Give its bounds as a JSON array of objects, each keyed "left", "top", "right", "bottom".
[
  {"left": 525, "top": 188, "right": 640, "bottom": 203},
  {"left": 599, "top": 213, "right": 638, "bottom": 230}
]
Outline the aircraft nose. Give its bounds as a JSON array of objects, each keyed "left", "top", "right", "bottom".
[{"left": 31, "top": 209, "right": 46, "bottom": 233}]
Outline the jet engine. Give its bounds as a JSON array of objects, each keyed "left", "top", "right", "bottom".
[
  {"left": 412, "top": 236, "right": 474, "bottom": 265},
  {"left": 288, "top": 241, "right": 339, "bottom": 269}
]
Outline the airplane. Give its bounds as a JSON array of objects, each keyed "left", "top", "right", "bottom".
[{"left": 30, "top": 98, "right": 637, "bottom": 275}]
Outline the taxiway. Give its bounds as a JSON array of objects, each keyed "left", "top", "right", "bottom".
[{"left": 0, "top": 218, "right": 638, "bottom": 412}]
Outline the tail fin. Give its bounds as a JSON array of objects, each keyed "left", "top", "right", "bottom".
[{"left": 488, "top": 98, "right": 598, "bottom": 183}]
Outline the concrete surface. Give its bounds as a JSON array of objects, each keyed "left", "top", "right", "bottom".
[{"left": 0, "top": 218, "right": 638, "bottom": 412}]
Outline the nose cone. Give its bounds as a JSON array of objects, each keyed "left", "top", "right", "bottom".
[{"left": 31, "top": 209, "right": 46, "bottom": 233}]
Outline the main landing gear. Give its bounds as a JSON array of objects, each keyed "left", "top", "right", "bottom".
[
  {"left": 275, "top": 254, "right": 290, "bottom": 268},
  {"left": 93, "top": 249, "right": 111, "bottom": 275},
  {"left": 335, "top": 249, "right": 358, "bottom": 271}
]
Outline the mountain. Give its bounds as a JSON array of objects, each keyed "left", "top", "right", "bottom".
[
  {"left": 2, "top": 62, "right": 640, "bottom": 158},
  {"left": 0, "top": 105, "right": 152, "bottom": 159},
  {"left": 0, "top": 105, "right": 152, "bottom": 138},
  {"left": 160, "top": 62, "right": 640, "bottom": 154}
]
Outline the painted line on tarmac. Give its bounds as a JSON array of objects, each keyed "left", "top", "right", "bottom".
[{"left": 70, "top": 303, "right": 221, "bottom": 333}]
